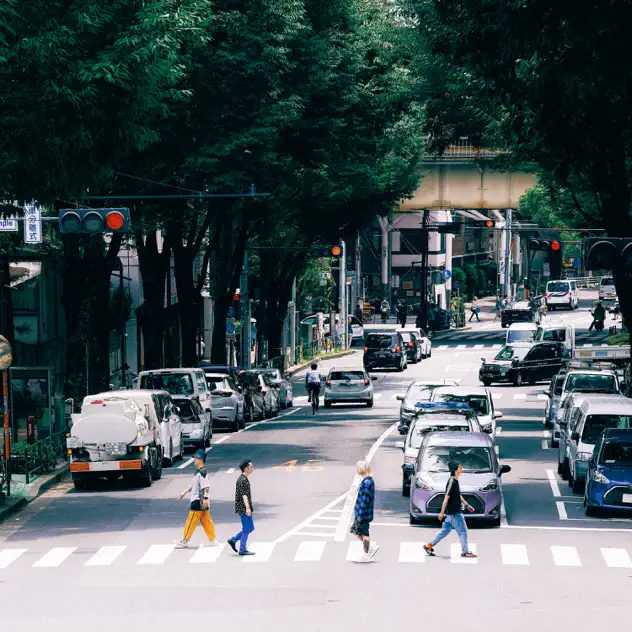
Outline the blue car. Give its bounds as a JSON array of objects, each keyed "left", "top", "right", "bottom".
[{"left": 584, "top": 428, "right": 632, "bottom": 516}]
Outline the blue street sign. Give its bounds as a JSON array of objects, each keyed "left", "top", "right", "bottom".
[
  {"left": 453, "top": 281, "right": 460, "bottom": 290},
  {"left": 227, "top": 307, "right": 235, "bottom": 319},
  {"left": 441, "top": 269, "right": 452, "bottom": 281},
  {"left": 225, "top": 321, "right": 236, "bottom": 336}
]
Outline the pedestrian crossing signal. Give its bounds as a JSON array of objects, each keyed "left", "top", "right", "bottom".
[{"left": 58, "top": 208, "right": 130, "bottom": 234}]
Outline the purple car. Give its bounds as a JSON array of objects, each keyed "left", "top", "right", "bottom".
[{"left": 405, "top": 431, "right": 511, "bottom": 527}]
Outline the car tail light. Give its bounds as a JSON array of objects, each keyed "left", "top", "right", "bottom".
[
  {"left": 364, "top": 347, "right": 368, "bottom": 352},
  {"left": 326, "top": 379, "right": 331, "bottom": 386},
  {"left": 392, "top": 346, "right": 400, "bottom": 353},
  {"left": 407, "top": 342, "right": 414, "bottom": 348},
  {"left": 364, "top": 378, "right": 370, "bottom": 386}
]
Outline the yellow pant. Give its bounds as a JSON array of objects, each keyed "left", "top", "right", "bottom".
[{"left": 183, "top": 509, "right": 216, "bottom": 542}]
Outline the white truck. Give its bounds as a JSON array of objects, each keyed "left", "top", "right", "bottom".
[{"left": 67, "top": 397, "right": 163, "bottom": 490}]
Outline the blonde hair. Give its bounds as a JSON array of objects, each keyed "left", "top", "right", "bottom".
[{"left": 356, "top": 460, "right": 371, "bottom": 477}]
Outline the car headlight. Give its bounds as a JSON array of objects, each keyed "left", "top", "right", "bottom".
[
  {"left": 577, "top": 452, "right": 592, "bottom": 461},
  {"left": 404, "top": 456, "right": 415, "bottom": 465},
  {"left": 414, "top": 475, "right": 433, "bottom": 490},
  {"left": 592, "top": 470, "right": 610, "bottom": 484},
  {"left": 479, "top": 478, "right": 498, "bottom": 491},
  {"left": 401, "top": 405, "right": 415, "bottom": 418}
]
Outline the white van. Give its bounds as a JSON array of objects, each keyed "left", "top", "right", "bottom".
[
  {"left": 599, "top": 276, "right": 617, "bottom": 302},
  {"left": 506, "top": 322, "right": 537, "bottom": 345},
  {"left": 534, "top": 321, "right": 575, "bottom": 358},
  {"left": 545, "top": 279, "right": 579, "bottom": 310}
]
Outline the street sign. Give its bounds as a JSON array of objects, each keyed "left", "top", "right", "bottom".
[
  {"left": 0, "top": 335, "right": 12, "bottom": 370},
  {"left": 543, "top": 262, "right": 551, "bottom": 276},
  {"left": 453, "top": 281, "right": 460, "bottom": 290},
  {"left": 0, "top": 217, "right": 18, "bottom": 232},
  {"left": 226, "top": 320, "right": 236, "bottom": 338},
  {"left": 24, "top": 200, "right": 42, "bottom": 244},
  {"left": 227, "top": 307, "right": 235, "bottom": 319},
  {"left": 441, "top": 269, "right": 452, "bottom": 281}
]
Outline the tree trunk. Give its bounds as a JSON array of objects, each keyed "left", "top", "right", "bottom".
[
  {"left": 172, "top": 242, "right": 201, "bottom": 367},
  {"left": 136, "top": 230, "right": 170, "bottom": 370}
]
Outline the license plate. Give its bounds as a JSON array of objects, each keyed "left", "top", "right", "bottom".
[
  {"left": 103, "top": 442, "right": 126, "bottom": 455},
  {"left": 622, "top": 494, "right": 632, "bottom": 504}
]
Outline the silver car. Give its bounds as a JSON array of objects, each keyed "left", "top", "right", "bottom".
[
  {"left": 397, "top": 380, "right": 459, "bottom": 434},
  {"left": 252, "top": 368, "right": 293, "bottom": 408},
  {"left": 204, "top": 372, "right": 245, "bottom": 432},
  {"left": 324, "top": 369, "right": 375, "bottom": 407}
]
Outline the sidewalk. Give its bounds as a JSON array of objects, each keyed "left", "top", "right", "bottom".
[{"left": 0, "top": 460, "right": 69, "bottom": 524}]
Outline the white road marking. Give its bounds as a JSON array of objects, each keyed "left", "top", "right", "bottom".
[
  {"left": 556, "top": 501, "right": 568, "bottom": 520},
  {"left": 541, "top": 440, "right": 550, "bottom": 450},
  {"left": 294, "top": 541, "right": 326, "bottom": 562},
  {"left": 189, "top": 543, "right": 225, "bottom": 564},
  {"left": 226, "top": 468, "right": 236, "bottom": 474},
  {"left": 492, "top": 393, "right": 503, "bottom": 400},
  {"left": 583, "top": 344, "right": 593, "bottom": 348},
  {"left": 0, "top": 549, "right": 26, "bottom": 569},
  {"left": 513, "top": 394, "right": 526, "bottom": 400},
  {"left": 178, "top": 458, "right": 194, "bottom": 469},
  {"left": 346, "top": 541, "right": 377, "bottom": 562},
  {"left": 437, "top": 345, "right": 449, "bottom": 349},
  {"left": 85, "top": 545, "right": 126, "bottom": 567},
  {"left": 496, "top": 426, "right": 502, "bottom": 435},
  {"left": 33, "top": 547, "right": 76, "bottom": 568},
  {"left": 456, "top": 344, "right": 466, "bottom": 349},
  {"left": 335, "top": 423, "right": 398, "bottom": 541},
  {"left": 501, "top": 544, "right": 529, "bottom": 565},
  {"left": 450, "top": 543, "right": 477, "bottom": 564},
  {"left": 601, "top": 548, "right": 632, "bottom": 568},
  {"left": 546, "top": 469, "right": 561, "bottom": 497},
  {"left": 537, "top": 394, "right": 549, "bottom": 401},
  {"left": 543, "top": 429, "right": 551, "bottom": 438},
  {"left": 551, "top": 545, "right": 581, "bottom": 566},
  {"left": 500, "top": 498, "right": 508, "bottom": 527},
  {"left": 473, "top": 344, "right": 484, "bottom": 349},
  {"left": 373, "top": 393, "right": 382, "bottom": 400},
  {"left": 399, "top": 542, "right": 426, "bottom": 563},
  {"left": 495, "top": 445, "right": 499, "bottom": 456},
  {"left": 492, "top": 344, "right": 502, "bottom": 349},
  {"left": 214, "top": 436, "right": 230, "bottom": 444},
  {"left": 138, "top": 544, "right": 174, "bottom": 565},
  {"left": 242, "top": 542, "right": 275, "bottom": 562}
]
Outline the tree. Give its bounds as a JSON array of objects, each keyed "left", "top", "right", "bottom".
[{"left": 412, "top": 0, "right": 632, "bottom": 326}]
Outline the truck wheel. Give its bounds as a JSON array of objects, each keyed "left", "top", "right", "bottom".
[
  {"left": 140, "top": 455, "right": 153, "bottom": 488},
  {"left": 513, "top": 372, "right": 523, "bottom": 387},
  {"left": 73, "top": 478, "right": 86, "bottom": 491},
  {"left": 151, "top": 447, "right": 163, "bottom": 481}
]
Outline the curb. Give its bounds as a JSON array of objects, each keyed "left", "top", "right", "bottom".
[
  {"left": 0, "top": 464, "right": 69, "bottom": 524},
  {"left": 286, "top": 349, "right": 356, "bottom": 376}
]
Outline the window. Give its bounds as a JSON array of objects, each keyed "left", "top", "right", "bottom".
[
  {"left": 582, "top": 415, "right": 632, "bottom": 444},
  {"left": 366, "top": 334, "right": 395, "bottom": 349},
  {"left": 543, "top": 346, "right": 559, "bottom": 360},
  {"left": 565, "top": 374, "right": 617, "bottom": 394},
  {"left": 141, "top": 373, "right": 194, "bottom": 396},
  {"left": 547, "top": 281, "right": 570, "bottom": 292},
  {"left": 205, "top": 375, "right": 225, "bottom": 390},
  {"left": 404, "top": 385, "right": 435, "bottom": 405},
  {"left": 554, "top": 375, "right": 566, "bottom": 396},
  {"left": 434, "top": 393, "right": 489, "bottom": 416},
  {"left": 409, "top": 421, "right": 469, "bottom": 448},
  {"left": 400, "top": 332, "right": 413, "bottom": 343},
  {"left": 543, "top": 329, "right": 565, "bottom": 342},
  {"left": 195, "top": 371, "right": 208, "bottom": 392},
  {"left": 421, "top": 446, "right": 493, "bottom": 473},
  {"left": 601, "top": 442, "right": 632, "bottom": 466},
  {"left": 569, "top": 408, "right": 583, "bottom": 431},
  {"left": 600, "top": 277, "right": 614, "bottom": 287},
  {"left": 525, "top": 346, "right": 544, "bottom": 361},
  {"left": 508, "top": 329, "right": 535, "bottom": 343},
  {"left": 175, "top": 400, "right": 196, "bottom": 419},
  {"left": 495, "top": 345, "right": 530, "bottom": 361},
  {"left": 329, "top": 371, "right": 365, "bottom": 381}
]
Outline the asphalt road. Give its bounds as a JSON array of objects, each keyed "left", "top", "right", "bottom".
[{"left": 1, "top": 290, "right": 630, "bottom": 632}]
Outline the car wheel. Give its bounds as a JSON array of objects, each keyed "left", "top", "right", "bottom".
[
  {"left": 585, "top": 504, "right": 600, "bottom": 517},
  {"left": 139, "top": 458, "right": 153, "bottom": 488},
  {"left": 481, "top": 378, "right": 492, "bottom": 386},
  {"left": 73, "top": 478, "right": 86, "bottom": 491},
  {"left": 501, "top": 323, "right": 507, "bottom": 328},
  {"left": 513, "top": 372, "right": 523, "bottom": 387},
  {"left": 152, "top": 448, "right": 163, "bottom": 480},
  {"left": 230, "top": 417, "right": 240, "bottom": 433},
  {"left": 557, "top": 460, "right": 564, "bottom": 475},
  {"left": 552, "top": 437, "right": 559, "bottom": 448},
  {"left": 561, "top": 458, "right": 570, "bottom": 480},
  {"left": 402, "top": 480, "right": 410, "bottom": 497},
  {"left": 366, "top": 398, "right": 373, "bottom": 408},
  {"left": 287, "top": 399, "right": 293, "bottom": 408},
  {"left": 397, "top": 361, "right": 404, "bottom": 372},
  {"left": 409, "top": 514, "right": 423, "bottom": 525}
]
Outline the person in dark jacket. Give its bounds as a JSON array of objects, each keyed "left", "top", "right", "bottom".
[
  {"left": 396, "top": 302, "right": 408, "bottom": 328},
  {"left": 350, "top": 460, "right": 378, "bottom": 563}
]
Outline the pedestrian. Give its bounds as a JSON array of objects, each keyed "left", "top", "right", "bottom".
[
  {"left": 427, "top": 301, "right": 436, "bottom": 331},
  {"left": 469, "top": 296, "right": 480, "bottom": 322},
  {"left": 397, "top": 301, "right": 408, "bottom": 328},
  {"left": 423, "top": 461, "right": 477, "bottom": 559},
  {"left": 227, "top": 459, "right": 256, "bottom": 556},
  {"left": 494, "top": 296, "right": 503, "bottom": 321},
  {"left": 175, "top": 449, "right": 218, "bottom": 549},
  {"left": 350, "top": 460, "right": 379, "bottom": 563}
]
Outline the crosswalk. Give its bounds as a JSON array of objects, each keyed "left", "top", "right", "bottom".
[{"left": 1, "top": 540, "right": 631, "bottom": 570}]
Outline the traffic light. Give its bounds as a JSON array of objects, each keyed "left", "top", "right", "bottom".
[
  {"left": 310, "top": 244, "right": 342, "bottom": 258},
  {"left": 58, "top": 208, "right": 130, "bottom": 234},
  {"left": 436, "top": 222, "right": 463, "bottom": 234},
  {"left": 529, "top": 238, "right": 551, "bottom": 250},
  {"left": 583, "top": 237, "right": 632, "bottom": 270}
]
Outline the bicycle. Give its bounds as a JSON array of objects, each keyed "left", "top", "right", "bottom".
[
  {"left": 363, "top": 312, "right": 376, "bottom": 325},
  {"left": 311, "top": 385, "right": 320, "bottom": 414}
]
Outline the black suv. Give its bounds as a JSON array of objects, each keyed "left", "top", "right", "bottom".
[
  {"left": 501, "top": 301, "right": 538, "bottom": 328},
  {"left": 364, "top": 331, "right": 407, "bottom": 371}
]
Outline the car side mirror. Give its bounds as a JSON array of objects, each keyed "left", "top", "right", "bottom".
[
  {"left": 395, "top": 441, "right": 405, "bottom": 451},
  {"left": 205, "top": 408, "right": 211, "bottom": 413},
  {"left": 499, "top": 464, "right": 511, "bottom": 476},
  {"left": 483, "top": 426, "right": 493, "bottom": 434},
  {"left": 493, "top": 412, "right": 503, "bottom": 419},
  {"left": 559, "top": 421, "right": 567, "bottom": 428},
  {"left": 571, "top": 432, "right": 580, "bottom": 442},
  {"left": 174, "top": 406, "right": 181, "bottom": 414},
  {"left": 481, "top": 357, "right": 486, "bottom": 363},
  {"left": 371, "top": 376, "right": 378, "bottom": 381},
  {"left": 396, "top": 395, "right": 404, "bottom": 401},
  {"left": 542, "top": 391, "right": 550, "bottom": 397}
]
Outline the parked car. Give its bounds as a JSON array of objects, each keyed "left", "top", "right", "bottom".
[
  {"left": 363, "top": 331, "right": 407, "bottom": 371},
  {"left": 566, "top": 395, "right": 632, "bottom": 493},
  {"left": 479, "top": 341, "right": 566, "bottom": 386},
  {"left": 584, "top": 428, "right": 632, "bottom": 516},
  {"left": 204, "top": 372, "right": 245, "bottom": 432},
  {"left": 198, "top": 363, "right": 241, "bottom": 381},
  {"left": 557, "top": 393, "right": 591, "bottom": 479},
  {"left": 546, "top": 279, "right": 579, "bottom": 310},
  {"left": 399, "top": 403, "right": 482, "bottom": 496},
  {"left": 324, "top": 369, "right": 375, "bottom": 408},
  {"left": 401, "top": 326, "right": 432, "bottom": 358},
  {"left": 399, "top": 330, "right": 421, "bottom": 364},
  {"left": 506, "top": 322, "right": 537, "bottom": 344},
  {"left": 406, "top": 431, "right": 511, "bottom": 526},
  {"left": 598, "top": 276, "right": 617, "bottom": 303},
  {"left": 240, "top": 371, "right": 279, "bottom": 420},
  {"left": 430, "top": 386, "right": 502, "bottom": 438},
  {"left": 396, "top": 379, "right": 459, "bottom": 434},
  {"left": 251, "top": 368, "right": 293, "bottom": 408},
  {"left": 173, "top": 395, "right": 212, "bottom": 449},
  {"left": 501, "top": 301, "right": 538, "bottom": 328}
]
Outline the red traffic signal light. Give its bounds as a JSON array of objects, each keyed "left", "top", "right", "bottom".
[
  {"left": 551, "top": 241, "right": 561, "bottom": 252},
  {"left": 310, "top": 244, "right": 342, "bottom": 258},
  {"left": 58, "top": 208, "right": 130, "bottom": 234}
]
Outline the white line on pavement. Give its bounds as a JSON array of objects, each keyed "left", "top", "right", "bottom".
[
  {"left": 399, "top": 542, "right": 426, "bottom": 563},
  {"left": 556, "top": 501, "right": 568, "bottom": 520},
  {"left": 501, "top": 544, "right": 529, "bottom": 565},
  {"left": 189, "top": 543, "right": 225, "bottom": 564},
  {"left": 513, "top": 394, "right": 527, "bottom": 400},
  {"left": 0, "top": 549, "right": 26, "bottom": 569},
  {"left": 492, "top": 393, "right": 503, "bottom": 400},
  {"left": 496, "top": 426, "right": 502, "bottom": 435},
  {"left": 551, "top": 545, "right": 580, "bottom": 566},
  {"left": 138, "top": 544, "right": 175, "bottom": 565},
  {"left": 226, "top": 468, "right": 235, "bottom": 474},
  {"left": 33, "top": 547, "right": 76, "bottom": 568},
  {"left": 473, "top": 344, "right": 484, "bottom": 349},
  {"left": 546, "top": 469, "right": 561, "bottom": 497},
  {"left": 451, "top": 542, "right": 477, "bottom": 564},
  {"left": 294, "top": 541, "right": 327, "bottom": 562},
  {"left": 85, "top": 545, "right": 126, "bottom": 567},
  {"left": 601, "top": 548, "right": 632, "bottom": 568},
  {"left": 335, "top": 422, "right": 398, "bottom": 542},
  {"left": 541, "top": 440, "right": 549, "bottom": 450},
  {"left": 242, "top": 542, "right": 275, "bottom": 562}
]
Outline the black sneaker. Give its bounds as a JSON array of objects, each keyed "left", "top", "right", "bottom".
[
  {"left": 227, "top": 540, "right": 237, "bottom": 553},
  {"left": 423, "top": 544, "right": 435, "bottom": 556},
  {"left": 239, "top": 550, "right": 256, "bottom": 556}
]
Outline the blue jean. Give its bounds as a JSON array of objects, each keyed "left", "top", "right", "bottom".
[
  {"left": 430, "top": 513, "right": 469, "bottom": 553},
  {"left": 230, "top": 514, "right": 255, "bottom": 553}
]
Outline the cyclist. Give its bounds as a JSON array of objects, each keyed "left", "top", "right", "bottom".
[
  {"left": 305, "top": 362, "right": 322, "bottom": 413},
  {"left": 380, "top": 298, "right": 390, "bottom": 324}
]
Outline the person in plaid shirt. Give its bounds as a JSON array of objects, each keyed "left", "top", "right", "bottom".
[{"left": 350, "top": 460, "right": 378, "bottom": 563}]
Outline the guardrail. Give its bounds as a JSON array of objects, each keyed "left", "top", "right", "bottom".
[
  {"left": 572, "top": 277, "right": 601, "bottom": 289},
  {"left": 9, "top": 430, "right": 67, "bottom": 486}
]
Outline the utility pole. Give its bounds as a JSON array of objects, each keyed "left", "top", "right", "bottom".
[
  {"left": 118, "top": 259, "right": 127, "bottom": 388},
  {"left": 504, "top": 209, "right": 512, "bottom": 299},
  {"left": 339, "top": 240, "right": 347, "bottom": 349},
  {"left": 355, "top": 233, "right": 361, "bottom": 309},
  {"left": 240, "top": 250, "right": 250, "bottom": 369},
  {"left": 420, "top": 210, "right": 430, "bottom": 329}
]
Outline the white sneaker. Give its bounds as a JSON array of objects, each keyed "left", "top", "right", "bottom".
[
  {"left": 174, "top": 539, "right": 189, "bottom": 549},
  {"left": 206, "top": 540, "right": 219, "bottom": 547}
]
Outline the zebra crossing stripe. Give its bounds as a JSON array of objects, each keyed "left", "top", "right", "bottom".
[
  {"left": 601, "top": 548, "right": 632, "bottom": 568},
  {"left": 138, "top": 544, "right": 174, "bottom": 565},
  {"left": 189, "top": 543, "right": 225, "bottom": 564},
  {"left": 0, "top": 549, "right": 26, "bottom": 569},
  {"left": 294, "top": 541, "right": 326, "bottom": 562},
  {"left": 242, "top": 542, "right": 275, "bottom": 562},
  {"left": 473, "top": 344, "right": 484, "bottom": 349},
  {"left": 85, "top": 545, "right": 126, "bottom": 567},
  {"left": 399, "top": 542, "right": 425, "bottom": 563},
  {"left": 451, "top": 543, "right": 477, "bottom": 564},
  {"left": 551, "top": 546, "right": 581, "bottom": 567},
  {"left": 501, "top": 544, "right": 529, "bottom": 565},
  {"left": 33, "top": 547, "right": 76, "bottom": 568}
]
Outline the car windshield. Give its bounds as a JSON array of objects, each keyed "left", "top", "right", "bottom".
[
  {"left": 175, "top": 401, "right": 195, "bottom": 418},
  {"left": 600, "top": 441, "right": 632, "bottom": 466},
  {"left": 494, "top": 345, "right": 530, "bottom": 361},
  {"left": 405, "top": 385, "right": 437, "bottom": 404},
  {"left": 410, "top": 423, "right": 469, "bottom": 448},
  {"left": 566, "top": 374, "right": 617, "bottom": 394},
  {"left": 205, "top": 375, "right": 225, "bottom": 388},
  {"left": 330, "top": 371, "right": 365, "bottom": 381},
  {"left": 434, "top": 393, "right": 489, "bottom": 415},
  {"left": 400, "top": 332, "right": 413, "bottom": 343},
  {"left": 421, "top": 446, "right": 493, "bottom": 473},
  {"left": 601, "top": 277, "right": 614, "bottom": 286},
  {"left": 508, "top": 329, "right": 535, "bottom": 343},
  {"left": 366, "top": 335, "right": 394, "bottom": 349},
  {"left": 140, "top": 373, "right": 193, "bottom": 395},
  {"left": 257, "top": 370, "right": 280, "bottom": 380},
  {"left": 583, "top": 415, "right": 632, "bottom": 444},
  {"left": 548, "top": 281, "right": 570, "bottom": 292}
]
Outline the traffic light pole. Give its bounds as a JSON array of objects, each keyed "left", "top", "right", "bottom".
[
  {"left": 339, "top": 240, "right": 347, "bottom": 349},
  {"left": 420, "top": 210, "right": 429, "bottom": 329}
]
